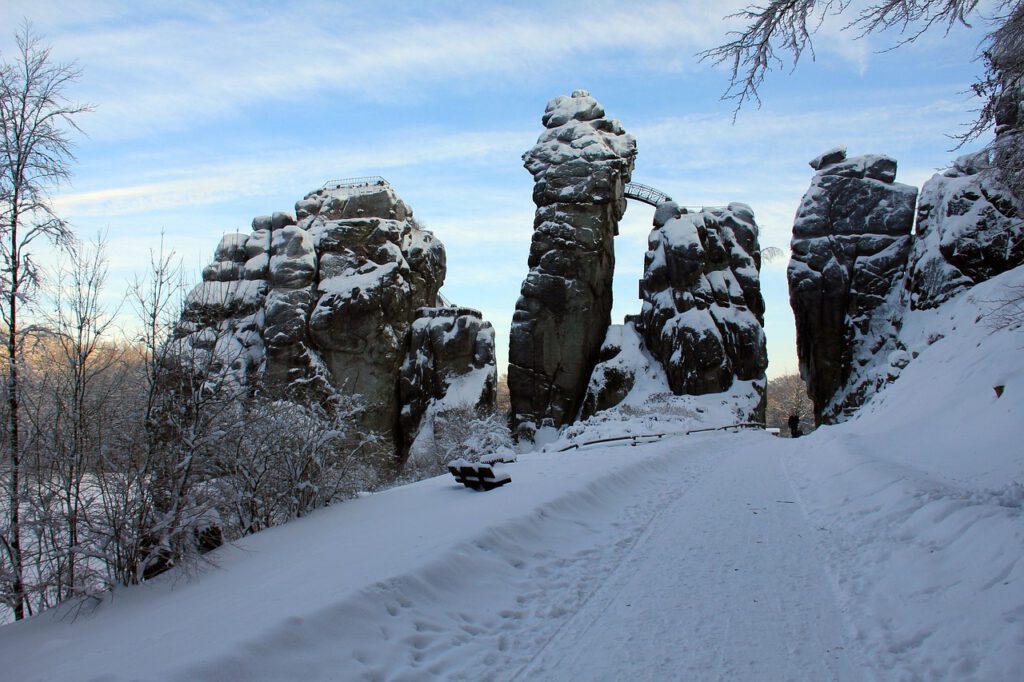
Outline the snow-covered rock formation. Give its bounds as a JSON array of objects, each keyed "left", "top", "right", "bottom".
[
  {"left": 579, "top": 323, "right": 647, "bottom": 420},
  {"left": 909, "top": 149, "right": 1024, "bottom": 309},
  {"left": 790, "top": 139, "right": 1023, "bottom": 424},
  {"left": 177, "top": 178, "right": 495, "bottom": 462},
  {"left": 399, "top": 307, "right": 497, "bottom": 464},
  {"left": 509, "top": 90, "right": 636, "bottom": 440},
  {"left": 637, "top": 201, "right": 767, "bottom": 413},
  {"left": 788, "top": 148, "right": 918, "bottom": 423}
]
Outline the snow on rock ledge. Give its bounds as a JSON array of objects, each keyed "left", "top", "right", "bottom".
[
  {"left": 909, "top": 150, "right": 1024, "bottom": 309},
  {"left": 580, "top": 322, "right": 668, "bottom": 420},
  {"left": 400, "top": 307, "right": 497, "bottom": 466}
]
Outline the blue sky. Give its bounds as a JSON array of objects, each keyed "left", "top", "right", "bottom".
[{"left": 0, "top": 0, "right": 995, "bottom": 378}]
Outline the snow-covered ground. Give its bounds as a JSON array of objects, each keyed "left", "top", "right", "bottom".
[{"left": 1, "top": 268, "right": 1022, "bottom": 680}]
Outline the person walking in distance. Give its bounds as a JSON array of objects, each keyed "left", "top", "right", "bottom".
[{"left": 788, "top": 415, "right": 803, "bottom": 438}]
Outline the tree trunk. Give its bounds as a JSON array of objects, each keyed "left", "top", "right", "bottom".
[{"left": 7, "top": 266, "right": 24, "bottom": 621}]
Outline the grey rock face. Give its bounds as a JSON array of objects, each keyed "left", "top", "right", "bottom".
[
  {"left": 509, "top": 90, "right": 636, "bottom": 439},
  {"left": 637, "top": 201, "right": 767, "bottom": 407},
  {"left": 399, "top": 307, "right": 497, "bottom": 463},
  {"left": 178, "top": 232, "right": 270, "bottom": 385},
  {"left": 579, "top": 324, "right": 640, "bottom": 421},
  {"left": 788, "top": 149, "right": 918, "bottom": 423},
  {"left": 263, "top": 216, "right": 320, "bottom": 389},
  {"left": 178, "top": 179, "right": 490, "bottom": 462},
  {"left": 909, "top": 150, "right": 1024, "bottom": 310}
]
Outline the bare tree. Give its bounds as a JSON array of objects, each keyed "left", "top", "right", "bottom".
[
  {"left": 495, "top": 373, "right": 511, "bottom": 416},
  {"left": 215, "top": 394, "right": 388, "bottom": 533},
  {"left": 701, "top": 1, "right": 1022, "bottom": 182},
  {"left": 35, "top": 235, "right": 121, "bottom": 602},
  {"left": 982, "top": 281, "right": 1024, "bottom": 329},
  {"left": 0, "top": 22, "right": 89, "bottom": 620},
  {"left": 765, "top": 372, "right": 815, "bottom": 434},
  {"left": 703, "top": 1, "right": 997, "bottom": 107}
]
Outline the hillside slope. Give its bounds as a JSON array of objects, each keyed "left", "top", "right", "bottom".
[{"left": 1, "top": 267, "right": 1021, "bottom": 681}]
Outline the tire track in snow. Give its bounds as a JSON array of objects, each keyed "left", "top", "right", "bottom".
[
  {"left": 506, "top": 438, "right": 725, "bottom": 680},
  {"left": 515, "top": 434, "right": 861, "bottom": 681},
  {"left": 171, "top": 432, "right": 857, "bottom": 681}
]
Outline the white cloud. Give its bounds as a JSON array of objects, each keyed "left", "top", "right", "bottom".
[
  {"left": 1, "top": 0, "right": 766, "bottom": 139},
  {"left": 53, "top": 128, "right": 530, "bottom": 217}
]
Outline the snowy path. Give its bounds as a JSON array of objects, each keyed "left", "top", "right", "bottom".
[
  {"left": 2, "top": 432, "right": 862, "bottom": 681},
  {"left": 172, "top": 432, "right": 858, "bottom": 681},
  {"left": 513, "top": 437, "right": 859, "bottom": 681}
]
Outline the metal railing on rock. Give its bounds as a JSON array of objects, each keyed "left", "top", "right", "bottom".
[
  {"left": 554, "top": 422, "right": 768, "bottom": 452},
  {"left": 321, "top": 176, "right": 389, "bottom": 190}
]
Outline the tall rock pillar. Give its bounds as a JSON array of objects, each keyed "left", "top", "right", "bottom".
[
  {"left": 508, "top": 90, "right": 636, "bottom": 440},
  {"left": 788, "top": 148, "right": 918, "bottom": 424}
]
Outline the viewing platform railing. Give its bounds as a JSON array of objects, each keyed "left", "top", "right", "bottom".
[{"left": 321, "top": 176, "right": 389, "bottom": 190}]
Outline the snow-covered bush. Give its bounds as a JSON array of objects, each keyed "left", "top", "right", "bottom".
[
  {"left": 400, "top": 407, "right": 513, "bottom": 481},
  {"left": 213, "top": 394, "right": 389, "bottom": 536}
]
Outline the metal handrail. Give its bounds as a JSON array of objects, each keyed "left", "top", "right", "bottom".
[
  {"left": 321, "top": 176, "right": 388, "bottom": 190},
  {"left": 553, "top": 421, "right": 768, "bottom": 452},
  {"left": 624, "top": 182, "right": 672, "bottom": 207},
  {"left": 685, "top": 422, "right": 766, "bottom": 435},
  {"left": 557, "top": 433, "right": 667, "bottom": 452}
]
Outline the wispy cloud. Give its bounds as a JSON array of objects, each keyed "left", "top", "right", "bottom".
[
  {"left": 53, "top": 128, "right": 529, "bottom": 217},
  {"left": 0, "top": 0, "right": 893, "bottom": 140}
]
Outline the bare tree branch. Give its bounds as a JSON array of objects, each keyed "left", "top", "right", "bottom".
[
  {"left": 0, "top": 20, "right": 90, "bottom": 620},
  {"left": 702, "top": 0, "right": 1023, "bottom": 202},
  {"left": 698, "top": 1, "right": 850, "bottom": 113}
]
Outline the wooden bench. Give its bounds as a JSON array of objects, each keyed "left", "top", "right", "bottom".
[
  {"left": 447, "top": 459, "right": 511, "bottom": 491},
  {"left": 480, "top": 452, "right": 517, "bottom": 465}
]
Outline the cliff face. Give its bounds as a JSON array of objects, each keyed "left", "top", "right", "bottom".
[
  {"left": 508, "top": 90, "right": 636, "bottom": 439},
  {"left": 787, "top": 148, "right": 918, "bottom": 423},
  {"left": 178, "top": 179, "right": 495, "bottom": 462},
  {"left": 637, "top": 201, "right": 767, "bottom": 412},
  {"left": 909, "top": 74, "right": 1023, "bottom": 312},
  {"left": 789, "top": 140, "right": 1024, "bottom": 424}
]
